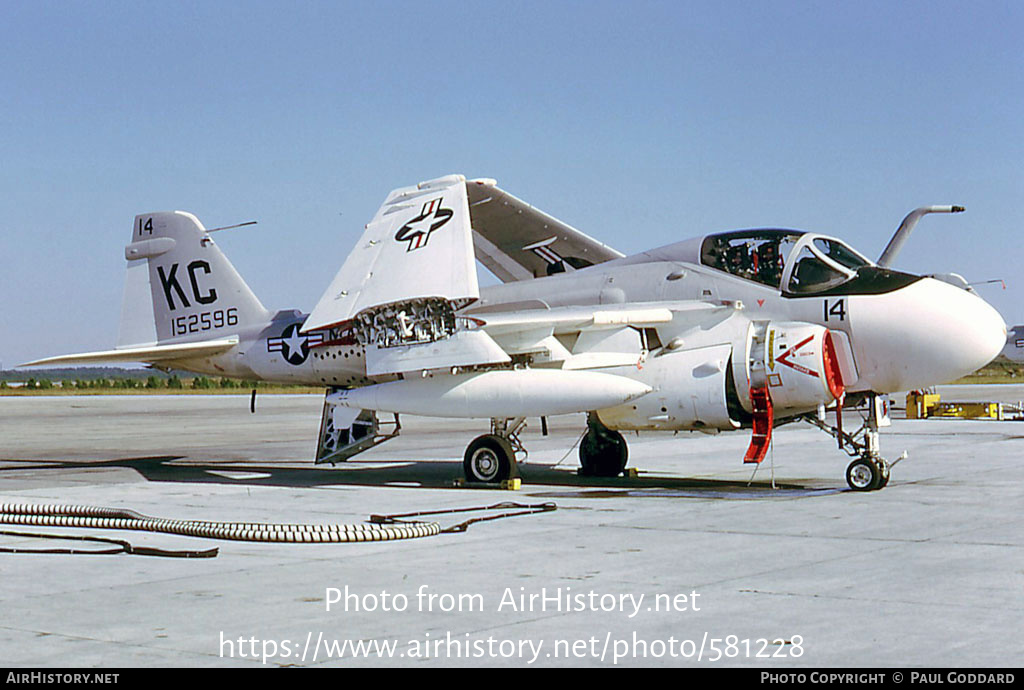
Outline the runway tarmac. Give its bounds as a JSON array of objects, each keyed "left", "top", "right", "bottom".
[{"left": 0, "top": 386, "right": 1022, "bottom": 667}]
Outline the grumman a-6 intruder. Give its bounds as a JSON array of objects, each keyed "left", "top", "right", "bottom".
[{"left": 25, "top": 175, "right": 1007, "bottom": 491}]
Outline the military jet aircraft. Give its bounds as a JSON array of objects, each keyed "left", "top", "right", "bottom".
[
  {"left": 1001, "top": 325, "right": 1024, "bottom": 362},
  {"left": 24, "top": 175, "right": 1007, "bottom": 491}
]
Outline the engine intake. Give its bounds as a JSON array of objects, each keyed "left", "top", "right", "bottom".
[
  {"left": 742, "top": 321, "right": 844, "bottom": 413},
  {"left": 595, "top": 317, "right": 845, "bottom": 432}
]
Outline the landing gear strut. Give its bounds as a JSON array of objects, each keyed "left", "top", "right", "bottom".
[
  {"left": 803, "top": 393, "right": 903, "bottom": 491},
  {"left": 578, "top": 412, "right": 629, "bottom": 477},
  {"left": 463, "top": 418, "right": 526, "bottom": 484}
]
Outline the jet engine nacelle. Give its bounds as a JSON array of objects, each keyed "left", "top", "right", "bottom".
[
  {"left": 596, "top": 342, "right": 741, "bottom": 432},
  {"left": 739, "top": 320, "right": 845, "bottom": 414},
  {"left": 596, "top": 317, "right": 844, "bottom": 432}
]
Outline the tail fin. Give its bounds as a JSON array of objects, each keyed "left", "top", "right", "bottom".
[{"left": 118, "top": 211, "right": 270, "bottom": 347}]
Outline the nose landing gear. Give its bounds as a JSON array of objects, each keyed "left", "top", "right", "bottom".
[{"left": 803, "top": 393, "right": 905, "bottom": 491}]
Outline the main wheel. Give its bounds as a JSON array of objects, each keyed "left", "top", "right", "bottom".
[
  {"left": 579, "top": 428, "right": 628, "bottom": 477},
  {"left": 464, "top": 434, "right": 514, "bottom": 483},
  {"left": 846, "top": 458, "right": 882, "bottom": 491}
]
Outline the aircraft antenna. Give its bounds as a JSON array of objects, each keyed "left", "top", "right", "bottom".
[
  {"left": 968, "top": 279, "right": 1006, "bottom": 290},
  {"left": 206, "top": 220, "right": 258, "bottom": 233}
]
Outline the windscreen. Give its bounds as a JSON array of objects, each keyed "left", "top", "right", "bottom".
[
  {"left": 812, "top": 238, "right": 870, "bottom": 271},
  {"left": 787, "top": 237, "right": 870, "bottom": 294},
  {"left": 787, "top": 246, "right": 851, "bottom": 294}
]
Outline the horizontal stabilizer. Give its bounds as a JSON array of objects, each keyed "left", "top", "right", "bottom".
[
  {"left": 21, "top": 337, "right": 239, "bottom": 367},
  {"left": 304, "top": 175, "right": 478, "bottom": 332}
]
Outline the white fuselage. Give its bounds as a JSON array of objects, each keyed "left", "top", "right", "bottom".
[{"left": 175, "top": 251, "right": 1006, "bottom": 409}]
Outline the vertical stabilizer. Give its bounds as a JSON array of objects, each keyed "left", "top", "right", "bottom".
[{"left": 118, "top": 212, "right": 270, "bottom": 347}]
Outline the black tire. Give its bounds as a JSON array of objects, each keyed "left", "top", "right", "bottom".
[
  {"left": 579, "top": 428, "right": 629, "bottom": 477},
  {"left": 876, "top": 463, "right": 890, "bottom": 489},
  {"left": 846, "top": 458, "right": 881, "bottom": 491},
  {"left": 463, "top": 435, "right": 514, "bottom": 483}
]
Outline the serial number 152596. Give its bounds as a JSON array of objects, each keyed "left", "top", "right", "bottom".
[{"left": 171, "top": 308, "right": 238, "bottom": 336}]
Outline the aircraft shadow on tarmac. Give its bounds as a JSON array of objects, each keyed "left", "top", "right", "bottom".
[{"left": 0, "top": 456, "right": 842, "bottom": 499}]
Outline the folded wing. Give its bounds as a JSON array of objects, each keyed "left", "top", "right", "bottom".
[
  {"left": 303, "top": 174, "right": 478, "bottom": 332},
  {"left": 302, "top": 174, "right": 631, "bottom": 377},
  {"left": 467, "top": 178, "right": 623, "bottom": 281}
]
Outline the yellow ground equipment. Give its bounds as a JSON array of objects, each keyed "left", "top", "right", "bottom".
[{"left": 906, "top": 392, "right": 1005, "bottom": 420}]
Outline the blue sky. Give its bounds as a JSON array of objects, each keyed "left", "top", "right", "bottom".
[{"left": 2, "top": 0, "right": 1021, "bottom": 367}]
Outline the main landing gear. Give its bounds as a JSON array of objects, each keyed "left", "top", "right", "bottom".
[
  {"left": 463, "top": 418, "right": 526, "bottom": 484},
  {"left": 578, "top": 412, "right": 629, "bottom": 477},
  {"left": 803, "top": 393, "right": 905, "bottom": 491},
  {"left": 461, "top": 413, "right": 632, "bottom": 483}
]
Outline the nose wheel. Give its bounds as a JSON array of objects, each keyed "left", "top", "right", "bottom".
[{"left": 845, "top": 457, "right": 890, "bottom": 491}]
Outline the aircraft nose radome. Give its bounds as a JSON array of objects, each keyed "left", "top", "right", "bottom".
[
  {"left": 908, "top": 279, "right": 1005, "bottom": 385},
  {"left": 853, "top": 278, "right": 1006, "bottom": 392},
  {"left": 940, "top": 281, "right": 1006, "bottom": 368}
]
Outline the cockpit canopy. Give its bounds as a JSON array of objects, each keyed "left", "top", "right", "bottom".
[{"left": 700, "top": 229, "right": 873, "bottom": 294}]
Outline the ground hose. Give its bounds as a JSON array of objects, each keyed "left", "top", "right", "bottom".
[{"left": 0, "top": 501, "right": 557, "bottom": 557}]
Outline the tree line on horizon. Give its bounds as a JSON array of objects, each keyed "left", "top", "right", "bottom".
[{"left": 2, "top": 376, "right": 283, "bottom": 391}]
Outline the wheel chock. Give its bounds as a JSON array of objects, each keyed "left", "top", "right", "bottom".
[{"left": 452, "top": 478, "right": 522, "bottom": 491}]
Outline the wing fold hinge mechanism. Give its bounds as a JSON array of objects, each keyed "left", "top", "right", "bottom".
[{"left": 351, "top": 297, "right": 463, "bottom": 349}]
